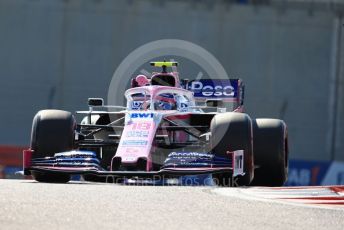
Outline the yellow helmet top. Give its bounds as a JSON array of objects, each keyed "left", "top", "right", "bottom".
[{"left": 150, "top": 61, "right": 178, "bottom": 67}]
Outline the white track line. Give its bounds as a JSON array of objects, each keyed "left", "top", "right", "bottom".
[{"left": 213, "top": 186, "right": 344, "bottom": 210}]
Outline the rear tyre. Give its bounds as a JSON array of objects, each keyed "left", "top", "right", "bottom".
[
  {"left": 250, "top": 119, "right": 288, "bottom": 186},
  {"left": 210, "top": 113, "right": 254, "bottom": 186},
  {"left": 30, "top": 110, "right": 76, "bottom": 183}
]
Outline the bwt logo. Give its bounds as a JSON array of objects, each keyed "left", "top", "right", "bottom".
[
  {"left": 189, "top": 81, "right": 235, "bottom": 97},
  {"left": 130, "top": 113, "right": 154, "bottom": 118}
]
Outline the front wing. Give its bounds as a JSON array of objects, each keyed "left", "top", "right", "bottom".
[
  {"left": 23, "top": 149, "right": 244, "bottom": 179},
  {"left": 26, "top": 166, "right": 234, "bottom": 179}
]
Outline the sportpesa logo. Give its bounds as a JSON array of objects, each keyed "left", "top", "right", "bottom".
[{"left": 187, "top": 79, "right": 238, "bottom": 98}]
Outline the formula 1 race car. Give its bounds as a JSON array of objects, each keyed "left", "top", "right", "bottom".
[{"left": 23, "top": 61, "right": 288, "bottom": 186}]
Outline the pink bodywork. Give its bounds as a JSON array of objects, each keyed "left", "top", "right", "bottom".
[
  {"left": 113, "top": 113, "right": 158, "bottom": 171},
  {"left": 112, "top": 85, "right": 195, "bottom": 171}
]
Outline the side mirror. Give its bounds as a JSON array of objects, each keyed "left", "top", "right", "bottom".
[{"left": 88, "top": 98, "right": 104, "bottom": 106}]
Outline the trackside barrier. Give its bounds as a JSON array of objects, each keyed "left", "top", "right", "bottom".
[{"left": 285, "top": 159, "right": 344, "bottom": 186}]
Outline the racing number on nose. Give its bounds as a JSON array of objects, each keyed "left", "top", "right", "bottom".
[{"left": 131, "top": 122, "right": 151, "bottom": 130}]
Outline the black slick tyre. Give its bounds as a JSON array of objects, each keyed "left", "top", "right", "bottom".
[
  {"left": 30, "top": 110, "right": 76, "bottom": 183},
  {"left": 210, "top": 112, "right": 254, "bottom": 186}
]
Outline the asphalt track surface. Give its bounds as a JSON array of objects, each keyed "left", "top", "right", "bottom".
[{"left": 1, "top": 179, "right": 343, "bottom": 230}]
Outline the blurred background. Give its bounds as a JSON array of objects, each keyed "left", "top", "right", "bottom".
[{"left": 0, "top": 0, "right": 343, "bottom": 185}]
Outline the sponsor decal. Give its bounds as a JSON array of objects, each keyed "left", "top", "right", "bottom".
[
  {"left": 130, "top": 113, "right": 154, "bottom": 119},
  {"left": 163, "top": 152, "right": 232, "bottom": 169},
  {"left": 123, "top": 156, "right": 136, "bottom": 162},
  {"left": 234, "top": 155, "right": 243, "bottom": 170},
  {"left": 122, "top": 140, "right": 148, "bottom": 146},
  {"left": 131, "top": 101, "right": 143, "bottom": 110},
  {"left": 187, "top": 79, "right": 238, "bottom": 98},
  {"left": 233, "top": 150, "right": 244, "bottom": 176},
  {"left": 284, "top": 160, "right": 344, "bottom": 186},
  {"left": 285, "top": 160, "right": 330, "bottom": 186},
  {"left": 321, "top": 162, "right": 344, "bottom": 185},
  {"left": 125, "top": 148, "right": 140, "bottom": 154},
  {"left": 168, "top": 152, "right": 214, "bottom": 159},
  {"left": 126, "top": 130, "right": 149, "bottom": 138},
  {"left": 337, "top": 172, "right": 344, "bottom": 185}
]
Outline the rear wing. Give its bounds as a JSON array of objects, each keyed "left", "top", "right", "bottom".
[{"left": 184, "top": 79, "right": 244, "bottom": 112}]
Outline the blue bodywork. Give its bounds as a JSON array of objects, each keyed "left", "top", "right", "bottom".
[
  {"left": 31, "top": 151, "right": 101, "bottom": 168},
  {"left": 162, "top": 152, "right": 232, "bottom": 169}
]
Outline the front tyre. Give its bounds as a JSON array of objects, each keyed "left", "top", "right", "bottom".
[
  {"left": 210, "top": 112, "right": 254, "bottom": 186},
  {"left": 30, "top": 110, "right": 76, "bottom": 183}
]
